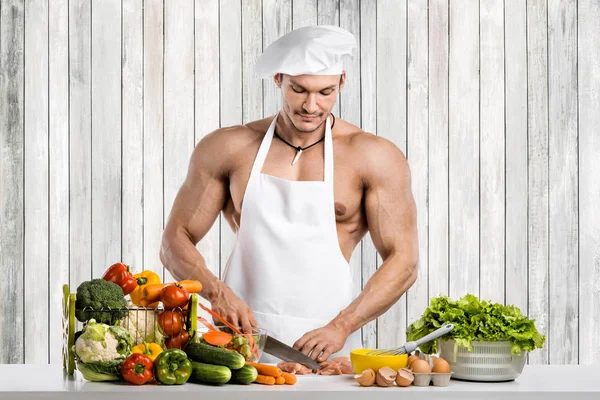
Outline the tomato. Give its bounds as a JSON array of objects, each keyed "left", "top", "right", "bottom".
[
  {"left": 158, "top": 310, "right": 183, "bottom": 336},
  {"left": 165, "top": 329, "right": 190, "bottom": 349},
  {"left": 161, "top": 284, "right": 190, "bottom": 309}
]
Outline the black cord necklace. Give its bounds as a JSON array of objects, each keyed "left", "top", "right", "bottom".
[{"left": 275, "top": 113, "right": 336, "bottom": 165}]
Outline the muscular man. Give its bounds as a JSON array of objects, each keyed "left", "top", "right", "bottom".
[{"left": 160, "top": 25, "right": 418, "bottom": 363}]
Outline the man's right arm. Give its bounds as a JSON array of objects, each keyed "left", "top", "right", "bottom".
[
  {"left": 160, "top": 128, "right": 258, "bottom": 333},
  {"left": 160, "top": 129, "right": 228, "bottom": 299}
]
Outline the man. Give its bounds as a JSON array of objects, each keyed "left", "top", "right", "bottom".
[{"left": 160, "top": 25, "right": 418, "bottom": 363}]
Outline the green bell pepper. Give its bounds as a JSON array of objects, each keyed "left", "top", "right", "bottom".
[{"left": 154, "top": 348, "right": 192, "bottom": 385}]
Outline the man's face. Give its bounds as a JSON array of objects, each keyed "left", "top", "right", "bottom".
[{"left": 275, "top": 73, "right": 345, "bottom": 133}]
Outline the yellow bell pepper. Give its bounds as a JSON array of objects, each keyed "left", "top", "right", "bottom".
[
  {"left": 131, "top": 342, "right": 163, "bottom": 361},
  {"left": 130, "top": 270, "right": 160, "bottom": 307}
]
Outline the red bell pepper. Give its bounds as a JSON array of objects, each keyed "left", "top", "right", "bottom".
[
  {"left": 102, "top": 262, "right": 138, "bottom": 295},
  {"left": 121, "top": 353, "right": 154, "bottom": 385}
]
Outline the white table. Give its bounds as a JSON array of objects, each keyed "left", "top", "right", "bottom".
[{"left": 1, "top": 364, "right": 599, "bottom": 400}]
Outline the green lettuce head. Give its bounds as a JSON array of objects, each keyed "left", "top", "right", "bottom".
[{"left": 406, "top": 294, "right": 546, "bottom": 355}]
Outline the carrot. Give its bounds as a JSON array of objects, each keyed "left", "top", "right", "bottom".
[
  {"left": 143, "top": 280, "right": 203, "bottom": 301},
  {"left": 197, "top": 316, "right": 218, "bottom": 332},
  {"left": 246, "top": 362, "right": 282, "bottom": 378},
  {"left": 178, "top": 280, "right": 202, "bottom": 294},
  {"left": 138, "top": 297, "right": 158, "bottom": 308},
  {"left": 254, "top": 375, "right": 276, "bottom": 385},
  {"left": 281, "top": 372, "right": 297, "bottom": 385},
  {"left": 275, "top": 376, "right": 285, "bottom": 385},
  {"left": 203, "top": 331, "right": 233, "bottom": 346}
]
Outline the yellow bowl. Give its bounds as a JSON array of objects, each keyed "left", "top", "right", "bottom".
[{"left": 350, "top": 348, "right": 409, "bottom": 374}]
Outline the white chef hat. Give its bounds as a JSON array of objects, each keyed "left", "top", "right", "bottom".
[{"left": 255, "top": 25, "right": 357, "bottom": 78}]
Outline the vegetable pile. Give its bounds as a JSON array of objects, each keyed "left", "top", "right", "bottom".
[
  {"left": 406, "top": 294, "right": 546, "bottom": 355},
  {"left": 71, "top": 260, "right": 299, "bottom": 387}
]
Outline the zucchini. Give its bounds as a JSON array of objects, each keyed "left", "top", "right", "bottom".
[
  {"left": 189, "top": 361, "right": 231, "bottom": 385},
  {"left": 231, "top": 365, "right": 258, "bottom": 385},
  {"left": 185, "top": 342, "right": 246, "bottom": 370}
]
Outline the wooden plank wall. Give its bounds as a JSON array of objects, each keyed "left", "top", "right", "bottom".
[{"left": 0, "top": 0, "right": 598, "bottom": 366}]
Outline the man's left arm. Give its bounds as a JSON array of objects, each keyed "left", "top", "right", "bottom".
[{"left": 294, "top": 136, "right": 419, "bottom": 361}]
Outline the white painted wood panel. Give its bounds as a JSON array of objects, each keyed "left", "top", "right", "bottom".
[
  {"left": 69, "top": 0, "right": 93, "bottom": 289},
  {"left": 479, "top": 0, "right": 505, "bottom": 304},
  {"left": 24, "top": 0, "right": 49, "bottom": 364},
  {"left": 91, "top": 0, "right": 122, "bottom": 278},
  {"left": 219, "top": 0, "right": 243, "bottom": 278},
  {"left": 293, "top": 0, "right": 317, "bottom": 29},
  {"left": 48, "top": 0, "right": 70, "bottom": 365},
  {"left": 505, "top": 0, "right": 529, "bottom": 315},
  {"left": 578, "top": 0, "right": 600, "bottom": 366},
  {"left": 3, "top": 0, "right": 600, "bottom": 365},
  {"left": 195, "top": 0, "right": 221, "bottom": 305},
  {"left": 262, "top": 0, "right": 292, "bottom": 116},
  {"left": 0, "top": 0, "right": 25, "bottom": 364},
  {"left": 164, "top": 0, "right": 195, "bottom": 282},
  {"left": 547, "top": 0, "right": 578, "bottom": 365},
  {"left": 376, "top": 0, "right": 408, "bottom": 348},
  {"left": 359, "top": 0, "right": 378, "bottom": 350},
  {"left": 527, "top": 0, "right": 550, "bottom": 365},
  {"left": 339, "top": 0, "right": 362, "bottom": 305},
  {"left": 428, "top": 0, "right": 449, "bottom": 301},
  {"left": 122, "top": 0, "right": 144, "bottom": 273},
  {"left": 143, "top": 0, "right": 165, "bottom": 278},
  {"left": 406, "top": 0, "right": 429, "bottom": 328},
  {"left": 242, "top": 0, "right": 263, "bottom": 122},
  {"left": 449, "top": 0, "right": 480, "bottom": 299}
]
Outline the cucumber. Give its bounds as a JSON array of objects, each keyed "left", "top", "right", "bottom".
[
  {"left": 185, "top": 342, "right": 246, "bottom": 370},
  {"left": 231, "top": 365, "right": 258, "bottom": 385},
  {"left": 189, "top": 361, "right": 231, "bottom": 385}
]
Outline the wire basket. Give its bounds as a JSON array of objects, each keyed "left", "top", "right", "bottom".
[
  {"left": 62, "top": 283, "right": 198, "bottom": 375},
  {"left": 438, "top": 339, "right": 526, "bottom": 382}
]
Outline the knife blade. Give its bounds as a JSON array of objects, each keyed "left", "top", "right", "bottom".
[{"left": 263, "top": 335, "right": 321, "bottom": 370}]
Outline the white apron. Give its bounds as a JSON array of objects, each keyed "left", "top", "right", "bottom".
[{"left": 222, "top": 112, "right": 362, "bottom": 363}]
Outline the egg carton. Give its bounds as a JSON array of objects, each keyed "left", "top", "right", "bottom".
[{"left": 412, "top": 372, "right": 453, "bottom": 387}]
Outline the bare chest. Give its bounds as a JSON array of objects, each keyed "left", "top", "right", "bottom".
[{"left": 224, "top": 138, "right": 365, "bottom": 233}]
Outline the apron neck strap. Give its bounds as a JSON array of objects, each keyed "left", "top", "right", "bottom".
[{"left": 249, "top": 111, "right": 334, "bottom": 183}]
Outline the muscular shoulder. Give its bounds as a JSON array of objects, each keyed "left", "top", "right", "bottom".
[
  {"left": 337, "top": 129, "right": 410, "bottom": 189},
  {"left": 191, "top": 120, "right": 269, "bottom": 179}
]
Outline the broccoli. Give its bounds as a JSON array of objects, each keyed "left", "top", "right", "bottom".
[{"left": 75, "top": 279, "right": 128, "bottom": 324}]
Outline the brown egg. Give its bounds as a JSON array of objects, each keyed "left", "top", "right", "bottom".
[
  {"left": 410, "top": 359, "right": 431, "bottom": 373},
  {"left": 395, "top": 368, "right": 414, "bottom": 387},
  {"left": 432, "top": 358, "right": 451, "bottom": 374},
  {"left": 407, "top": 355, "right": 419, "bottom": 367}
]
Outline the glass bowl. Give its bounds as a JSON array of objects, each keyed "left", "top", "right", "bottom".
[{"left": 197, "top": 326, "right": 268, "bottom": 362}]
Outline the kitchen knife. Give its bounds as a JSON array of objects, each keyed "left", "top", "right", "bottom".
[{"left": 263, "top": 335, "right": 321, "bottom": 370}]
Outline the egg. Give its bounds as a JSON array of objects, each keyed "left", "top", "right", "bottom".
[
  {"left": 395, "top": 368, "right": 414, "bottom": 387},
  {"left": 432, "top": 358, "right": 451, "bottom": 373},
  {"left": 410, "top": 359, "right": 431, "bottom": 373},
  {"left": 407, "top": 355, "right": 419, "bottom": 367}
]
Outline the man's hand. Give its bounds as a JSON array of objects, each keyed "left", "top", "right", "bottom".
[
  {"left": 293, "top": 323, "right": 348, "bottom": 362},
  {"left": 210, "top": 285, "right": 258, "bottom": 334}
]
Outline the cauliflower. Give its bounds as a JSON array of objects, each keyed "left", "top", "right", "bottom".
[
  {"left": 120, "top": 307, "right": 166, "bottom": 346},
  {"left": 74, "top": 319, "right": 134, "bottom": 381},
  {"left": 76, "top": 327, "right": 122, "bottom": 363}
]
